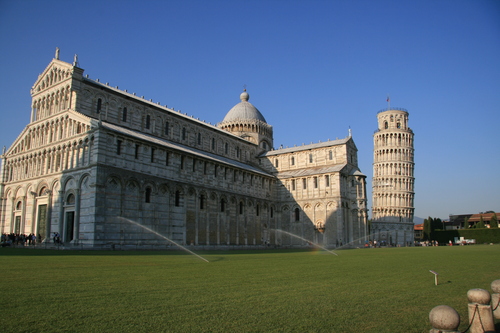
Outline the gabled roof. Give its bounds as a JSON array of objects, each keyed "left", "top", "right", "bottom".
[
  {"left": 100, "top": 121, "right": 273, "bottom": 178},
  {"left": 263, "top": 137, "right": 352, "bottom": 156},
  {"left": 5, "top": 110, "right": 95, "bottom": 156},
  {"left": 31, "top": 59, "right": 75, "bottom": 95},
  {"left": 276, "top": 164, "right": 347, "bottom": 179},
  {"left": 467, "top": 213, "right": 500, "bottom": 222}
]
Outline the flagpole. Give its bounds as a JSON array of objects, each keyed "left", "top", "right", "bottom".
[{"left": 387, "top": 95, "right": 391, "bottom": 110}]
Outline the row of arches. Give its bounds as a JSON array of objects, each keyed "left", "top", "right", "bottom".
[
  {"left": 218, "top": 119, "right": 273, "bottom": 139},
  {"left": 372, "top": 192, "right": 414, "bottom": 208},
  {"left": 4, "top": 137, "right": 93, "bottom": 182},
  {"left": 374, "top": 132, "right": 413, "bottom": 148},
  {"left": 374, "top": 148, "right": 414, "bottom": 162},
  {"left": 270, "top": 146, "right": 346, "bottom": 172},
  {"left": 34, "top": 67, "right": 71, "bottom": 93},
  {"left": 33, "top": 85, "right": 72, "bottom": 121},
  {"left": 373, "top": 162, "right": 414, "bottom": 177},
  {"left": 10, "top": 115, "right": 90, "bottom": 155},
  {"left": 371, "top": 208, "right": 414, "bottom": 222},
  {"left": 372, "top": 177, "right": 414, "bottom": 192}
]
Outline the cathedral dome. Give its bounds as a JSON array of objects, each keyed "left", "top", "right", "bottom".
[{"left": 222, "top": 90, "right": 267, "bottom": 123}]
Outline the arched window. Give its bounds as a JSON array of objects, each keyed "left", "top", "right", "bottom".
[
  {"left": 182, "top": 127, "right": 186, "bottom": 140},
  {"left": 116, "top": 139, "right": 122, "bottom": 155},
  {"left": 275, "top": 159, "right": 279, "bottom": 168},
  {"left": 256, "top": 205, "right": 260, "bottom": 216},
  {"left": 66, "top": 194, "right": 75, "bottom": 205},
  {"left": 239, "top": 202, "right": 244, "bottom": 214},
  {"left": 199, "top": 194, "right": 205, "bottom": 209},
  {"left": 122, "top": 107, "right": 127, "bottom": 122},
  {"left": 96, "top": 98, "right": 102, "bottom": 113},
  {"left": 309, "top": 154, "right": 313, "bottom": 163},
  {"left": 145, "top": 187, "right": 152, "bottom": 203},
  {"left": 175, "top": 190, "right": 181, "bottom": 207},
  {"left": 16, "top": 201, "right": 22, "bottom": 210},
  {"left": 329, "top": 151, "right": 333, "bottom": 160},
  {"left": 291, "top": 156, "right": 295, "bottom": 165},
  {"left": 294, "top": 208, "right": 300, "bottom": 221},
  {"left": 145, "top": 115, "right": 151, "bottom": 129},
  {"left": 397, "top": 122, "right": 401, "bottom": 129},
  {"left": 211, "top": 138, "right": 215, "bottom": 150},
  {"left": 220, "top": 199, "right": 225, "bottom": 212},
  {"left": 384, "top": 121, "right": 388, "bottom": 129},
  {"left": 165, "top": 122, "right": 170, "bottom": 135},
  {"left": 197, "top": 133, "right": 202, "bottom": 145}
]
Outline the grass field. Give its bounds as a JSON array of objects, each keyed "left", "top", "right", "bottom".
[{"left": 1, "top": 245, "right": 499, "bottom": 332}]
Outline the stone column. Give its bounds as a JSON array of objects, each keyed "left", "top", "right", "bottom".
[
  {"left": 467, "top": 288, "right": 495, "bottom": 333},
  {"left": 74, "top": 189, "right": 81, "bottom": 244}
]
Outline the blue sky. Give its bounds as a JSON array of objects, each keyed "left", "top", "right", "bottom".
[{"left": 0, "top": 0, "right": 498, "bottom": 220}]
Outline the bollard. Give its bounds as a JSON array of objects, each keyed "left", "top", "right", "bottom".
[
  {"left": 492, "top": 279, "right": 500, "bottom": 320},
  {"left": 429, "top": 305, "right": 460, "bottom": 333},
  {"left": 467, "top": 288, "right": 495, "bottom": 333}
]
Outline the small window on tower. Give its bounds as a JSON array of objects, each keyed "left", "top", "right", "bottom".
[{"left": 96, "top": 98, "right": 102, "bottom": 113}]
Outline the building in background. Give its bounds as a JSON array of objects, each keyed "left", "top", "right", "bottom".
[
  {"left": 371, "top": 107, "right": 415, "bottom": 246},
  {"left": 0, "top": 51, "right": 368, "bottom": 249}
]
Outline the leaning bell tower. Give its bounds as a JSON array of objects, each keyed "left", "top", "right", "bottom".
[{"left": 371, "top": 106, "right": 415, "bottom": 246}]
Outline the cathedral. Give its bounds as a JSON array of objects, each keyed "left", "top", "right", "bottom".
[{"left": 0, "top": 50, "right": 369, "bottom": 249}]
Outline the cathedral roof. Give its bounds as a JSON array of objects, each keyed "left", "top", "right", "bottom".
[
  {"left": 100, "top": 121, "right": 273, "bottom": 178},
  {"left": 221, "top": 90, "right": 267, "bottom": 123},
  {"left": 262, "top": 137, "right": 352, "bottom": 156}
]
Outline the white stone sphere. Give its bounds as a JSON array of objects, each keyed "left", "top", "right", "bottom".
[
  {"left": 467, "top": 288, "right": 491, "bottom": 304},
  {"left": 429, "top": 305, "right": 460, "bottom": 330}
]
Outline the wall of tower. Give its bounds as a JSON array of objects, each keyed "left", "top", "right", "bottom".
[{"left": 371, "top": 108, "right": 415, "bottom": 246}]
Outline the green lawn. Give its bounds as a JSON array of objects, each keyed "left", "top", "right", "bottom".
[{"left": 1, "top": 245, "right": 499, "bottom": 332}]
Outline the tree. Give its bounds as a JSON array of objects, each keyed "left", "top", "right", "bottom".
[
  {"left": 462, "top": 217, "right": 469, "bottom": 229},
  {"left": 423, "top": 217, "right": 431, "bottom": 240},
  {"left": 433, "top": 218, "right": 443, "bottom": 231},
  {"left": 476, "top": 216, "right": 485, "bottom": 229},
  {"left": 490, "top": 213, "right": 499, "bottom": 228}
]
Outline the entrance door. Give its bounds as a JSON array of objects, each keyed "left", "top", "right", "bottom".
[
  {"left": 37, "top": 204, "right": 47, "bottom": 241},
  {"left": 65, "top": 211, "right": 75, "bottom": 242},
  {"left": 14, "top": 216, "right": 21, "bottom": 234}
]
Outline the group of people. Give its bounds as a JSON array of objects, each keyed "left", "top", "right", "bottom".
[
  {"left": 1, "top": 233, "right": 41, "bottom": 247},
  {"left": 415, "top": 240, "right": 439, "bottom": 246}
]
